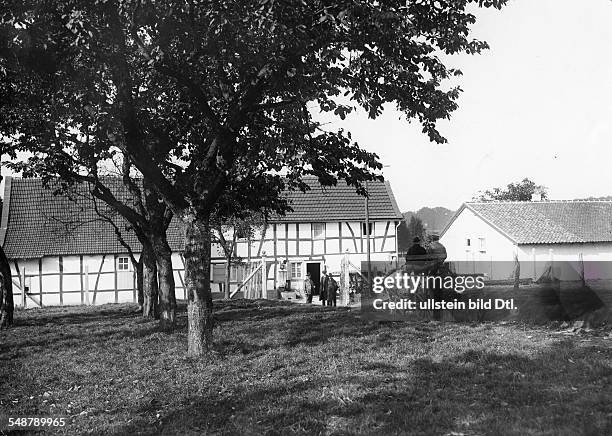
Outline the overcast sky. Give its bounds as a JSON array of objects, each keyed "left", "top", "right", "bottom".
[{"left": 323, "top": 0, "right": 612, "bottom": 212}]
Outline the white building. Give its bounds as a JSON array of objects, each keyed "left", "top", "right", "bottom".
[
  {"left": 440, "top": 201, "right": 612, "bottom": 280},
  {"left": 1, "top": 176, "right": 402, "bottom": 307}
]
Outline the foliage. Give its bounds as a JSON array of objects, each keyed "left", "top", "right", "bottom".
[
  {"left": 211, "top": 212, "right": 266, "bottom": 259},
  {"left": 0, "top": 0, "right": 508, "bottom": 351},
  {"left": 1, "top": 0, "right": 507, "bottom": 216},
  {"left": 474, "top": 178, "right": 548, "bottom": 202},
  {"left": 398, "top": 215, "right": 426, "bottom": 249},
  {"left": 399, "top": 207, "right": 454, "bottom": 249}
]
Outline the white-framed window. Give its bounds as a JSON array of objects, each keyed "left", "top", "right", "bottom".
[
  {"left": 290, "top": 262, "right": 302, "bottom": 279},
  {"left": 117, "top": 256, "right": 130, "bottom": 271},
  {"left": 230, "top": 263, "right": 246, "bottom": 282},
  {"left": 362, "top": 222, "right": 373, "bottom": 236},
  {"left": 478, "top": 237, "right": 486, "bottom": 252},
  {"left": 312, "top": 223, "right": 325, "bottom": 240},
  {"left": 466, "top": 238, "right": 471, "bottom": 247}
]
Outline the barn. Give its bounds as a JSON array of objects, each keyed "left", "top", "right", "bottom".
[
  {"left": 1, "top": 176, "right": 402, "bottom": 308},
  {"left": 439, "top": 200, "right": 612, "bottom": 280}
]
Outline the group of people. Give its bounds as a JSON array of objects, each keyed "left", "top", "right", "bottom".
[{"left": 302, "top": 270, "right": 338, "bottom": 306}]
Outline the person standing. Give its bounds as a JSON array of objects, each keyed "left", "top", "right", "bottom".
[
  {"left": 407, "top": 236, "right": 427, "bottom": 257},
  {"left": 326, "top": 273, "right": 339, "bottom": 307},
  {"left": 319, "top": 269, "right": 328, "bottom": 304},
  {"left": 304, "top": 272, "right": 315, "bottom": 303},
  {"left": 427, "top": 234, "right": 447, "bottom": 265},
  {"left": 427, "top": 234, "right": 447, "bottom": 321}
]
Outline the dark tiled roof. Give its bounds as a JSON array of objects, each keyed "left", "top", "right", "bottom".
[
  {"left": 1, "top": 176, "right": 402, "bottom": 258},
  {"left": 449, "top": 201, "right": 612, "bottom": 244},
  {"left": 0, "top": 177, "right": 185, "bottom": 258},
  {"left": 271, "top": 177, "right": 402, "bottom": 222}
]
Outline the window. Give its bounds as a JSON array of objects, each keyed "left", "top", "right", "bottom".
[
  {"left": 290, "top": 262, "right": 302, "bottom": 279},
  {"left": 231, "top": 264, "right": 246, "bottom": 282},
  {"left": 479, "top": 238, "right": 486, "bottom": 252},
  {"left": 118, "top": 257, "right": 130, "bottom": 271},
  {"left": 362, "top": 222, "right": 374, "bottom": 236},
  {"left": 312, "top": 223, "right": 325, "bottom": 240},
  {"left": 235, "top": 226, "right": 249, "bottom": 240},
  {"left": 466, "top": 238, "right": 471, "bottom": 247}
]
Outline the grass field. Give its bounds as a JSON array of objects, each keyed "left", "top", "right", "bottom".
[{"left": 1, "top": 301, "right": 612, "bottom": 435}]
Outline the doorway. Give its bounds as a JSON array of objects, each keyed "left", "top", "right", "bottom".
[{"left": 306, "top": 262, "right": 321, "bottom": 294}]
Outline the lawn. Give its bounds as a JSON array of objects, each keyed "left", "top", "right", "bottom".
[{"left": 1, "top": 301, "right": 611, "bottom": 435}]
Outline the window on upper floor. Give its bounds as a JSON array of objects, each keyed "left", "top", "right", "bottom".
[
  {"left": 466, "top": 238, "right": 471, "bottom": 247},
  {"left": 312, "top": 223, "right": 325, "bottom": 240},
  {"left": 235, "top": 226, "right": 250, "bottom": 240},
  {"left": 362, "top": 222, "right": 374, "bottom": 236},
  {"left": 117, "top": 256, "right": 130, "bottom": 271}
]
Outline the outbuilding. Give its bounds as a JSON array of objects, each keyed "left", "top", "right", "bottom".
[{"left": 439, "top": 201, "right": 612, "bottom": 280}]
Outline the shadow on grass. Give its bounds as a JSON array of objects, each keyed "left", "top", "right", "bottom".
[
  {"left": 1, "top": 304, "right": 188, "bottom": 360},
  {"left": 214, "top": 299, "right": 337, "bottom": 324},
  {"left": 108, "top": 339, "right": 612, "bottom": 435},
  {"left": 0, "top": 323, "right": 163, "bottom": 362},
  {"left": 12, "top": 304, "right": 144, "bottom": 328},
  {"left": 4, "top": 300, "right": 612, "bottom": 435}
]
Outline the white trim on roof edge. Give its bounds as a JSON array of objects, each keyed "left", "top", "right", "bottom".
[{"left": 439, "top": 202, "right": 518, "bottom": 245}]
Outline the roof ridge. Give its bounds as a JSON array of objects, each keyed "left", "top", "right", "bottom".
[
  {"left": 463, "top": 199, "right": 612, "bottom": 244},
  {"left": 3, "top": 175, "right": 403, "bottom": 257},
  {"left": 467, "top": 199, "right": 612, "bottom": 204}
]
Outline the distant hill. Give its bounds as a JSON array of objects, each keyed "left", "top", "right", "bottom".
[{"left": 402, "top": 207, "right": 455, "bottom": 234}]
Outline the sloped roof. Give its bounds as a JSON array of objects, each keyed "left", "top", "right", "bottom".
[
  {"left": 1, "top": 176, "right": 402, "bottom": 258},
  {"left": 441, "top": 201, "right": 612, "bottom": 244},
  {"left": 271, "top": 177, "right": 402, "bottom": 222},
  {"left": 0, "top": 177, "right": 185, "bottom": 258}
]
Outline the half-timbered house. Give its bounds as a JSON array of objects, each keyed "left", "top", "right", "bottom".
[{"left": 1, "top": 176, "right": 402, "bottom": 307}]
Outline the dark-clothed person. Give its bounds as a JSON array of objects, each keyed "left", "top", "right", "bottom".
[
  {"left": 319, "top": 270, "right": 328, "bottom": 303},
  {"left": 326, "top": 273, "right": 339, "bottom": 307},
  {"left": 304, "top": 272, "right": 315, "bottom": 303},
  {"left": 407, "top": 237, "right": 427, "bottom": 256},
  {"left": 427, "top": 234, "right": 447, "bottom": 265}
]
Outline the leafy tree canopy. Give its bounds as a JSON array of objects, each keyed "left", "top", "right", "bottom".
[
  {"left": 1, "top": 0, "right": 507, "bottom": 221},
  {"left": 0, "top": 0, "right": 508, "bottom": 351},
  {"left": 398, "top": 215, "right": 426, "bottom": 250},
  {"left": 474, "top": 178, "right": 548, "bottom": 202}
]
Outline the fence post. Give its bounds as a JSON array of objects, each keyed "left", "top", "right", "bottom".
[
  {"left": 341, "top": 253, "right": 349, "bottom": 306},
  {"left": 261, "top": 253, "right": 267, "bottom": 299},
  {"left": 513, "top": 251, "right": 520, "bottom": 290},
  {"left": 532, "top": 248, "right": 537, "bottom": 280},
  {"left": 21, "top": 267, "right": 26, "bottom": 309},
  {"left": 579, "top": 252, "right": 585, "bottom": 286},
  {"left": 84, "top": 264, "right": 90, "bottom": 305},
  {"left": 549, "top": 248, "right": 554, "bottom": 279}
]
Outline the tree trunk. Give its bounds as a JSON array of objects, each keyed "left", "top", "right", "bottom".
[
  {"left": 224, "top": 259, "right": 231, "bottom": 300},
  {"left": 152, "top": 236, "right": 176, "bottom": 331},
  {"left": 136, "top": 254, "right": 144, "bottom": 310},
  {"left": 183, "top": 214, "right": 214, "bottom": 356},
  {"left": 0, "top": 247, "right": 14, "bottom": 328},
  {"left": 142, "top": 243, "right": 159, "bottom": 318}
]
